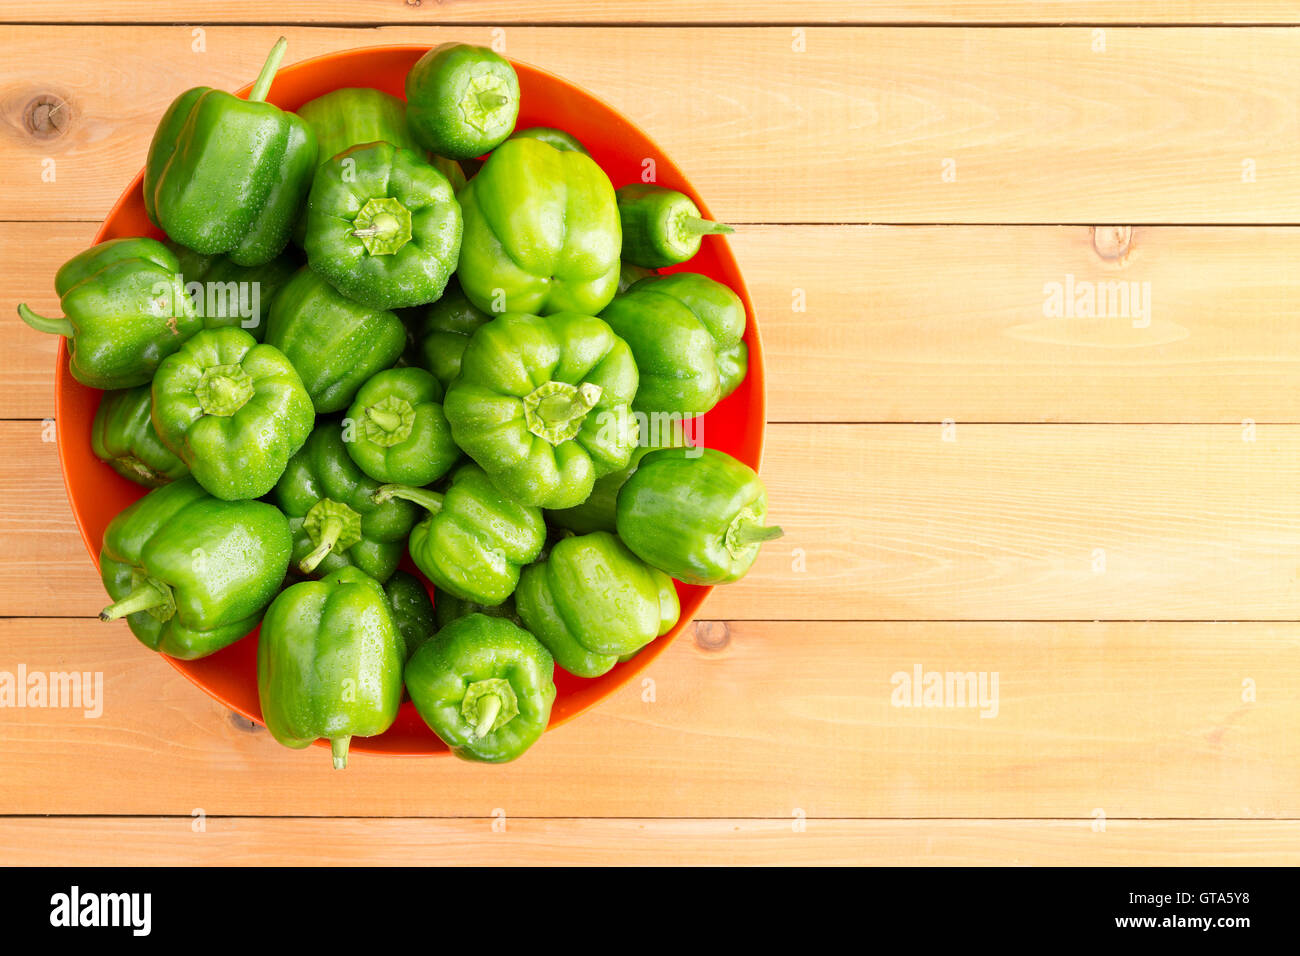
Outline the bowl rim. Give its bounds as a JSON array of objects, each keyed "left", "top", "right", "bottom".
[{"left": 56, "top": 42, "right": 766, "bottom": 757}]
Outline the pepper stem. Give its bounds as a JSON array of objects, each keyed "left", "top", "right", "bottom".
[
  {"left": 360, "top": 397, "right": 415, "bottom": 447},
  {"left": 17, "top": 304, "right": 73, "bottom": 338},
  {"left": 351, "top": 198, "right": 413, "bottom": 256},
  {"left": 100, "top": 581, "right": 171, "bottom": 621},
  {"left": 473, "top": 694, "right": 501, "bottom": 739},
  {"left": 248, "top": 37, "right": 288, "bottom": 103},
  {"left": 538, "top": 384, "right": 601, "bottom": 423},
  {"left": 523, "top": 381, "right": 603, "bottom": 444},
  {"left": 724, "top": 504, "right": 783, "bottom": 558},
  {"left": 365, "top": 405, "right": 404, "bottom": 434},
  {"left": 331, "top": 736, "right": 350, "bottom": 770},
  {"left": 351, "top": 214, "right": 401, "bottom": 240},
  {"left": 683, "top": 216, "right": 734, "bottom": 236},
  {"left": 195, "top": 364, "right": 255, "bottom": 417},
  {"left": 299, "top": 515, "right": 344, "bottom": 573},
  {"left": 371, "top": 484, "right": 445, "bottom": 514},
  {"left": 461, "top": 678, "right": 518, "bottom": 738},
  {"left": 731, "top": 523, "right": 784, "bottom": 546},
  {"left": 477, "top": 92, "right": 509, "bottom": 110}
]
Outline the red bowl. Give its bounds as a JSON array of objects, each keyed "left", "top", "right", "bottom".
[{"left": 56, "top": 44, "right": 765, "bottom": 757}]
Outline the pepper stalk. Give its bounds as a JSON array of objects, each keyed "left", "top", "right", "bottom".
[
  {"left": 248, "top": 37, "right": 289, "bottom": 104},
  {"left": 372, "top": 484, "right": 444, "bottom": 514},
  {"left": 16, "top": 304, "right": 74, "bottom": 338}
]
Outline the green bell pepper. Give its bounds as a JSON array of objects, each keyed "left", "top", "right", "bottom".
[
  {"left": 383, "top": 569, "right": 436, "bottom": 661},
  {"left": 405, "top": 43, "right": 520, "bottom": 161},
  {"left": 372, "top": 463, "right": 545, "bottom": 606},
  {"left": 434, "top": 588, "right": 521, "bottom": 631},
  {"left": 151, "top": 327, "right": 314, "bottom": 501},
  {"left": 617, "top": 261, "right": 655, "bottom": 294},
  {"left": 600, "top": 271, "right": 748, "bottom": 415},
  {"left": 343, "top": 367, "right": 459, "bottom": 487},
  {"left": 258, "top": 565, "right": 404, "bottom": 768},
  {"left": 296, "top": 86, "right": 423, "bottom": 160},
  {"left": 98, "top": 477, "right": 291, "bottom": 659},
  {"left": 509, "top": 126, "right": 588, "bottom": 155},
  {"left": 457, "top": 137, "right": 622, "bottom": 316},
  {"left": 274, "top": 421, "right": 418, "bottom": 583},
  {"left": 303, "top": 142, "right": 463, "bottom": 311},
  {"left": 144, "top": 38, "right": 317, "bottom": 266},
  {"left": 413, "top": 280, "right": 492, "bottom": 391},
  {"left": 515, "top": 531, "right": 679, "bottom": 678},
  {"left": 264, "top": 267, "right": 407, "bottom": 413},
  {"left": 92, "top": 385, "right": 189, "bottom": 488},
  {"left": 430, "top": 155, "right": 469, "bottom": 194},
  {"left": 290, "top": 87, "right": 465, "bottom": 249},
  {"left": 168, "top": 241, "right": 298, "bottom": 341},
  {"left": 616, "top": 184, "right": 733, "bottom": 268},
  {"left": 17, "top": 238, "right": 199, "bottom": 390},
  {"left": 405, "top": 613, "right": 555, "bottom": 763},
  {"left": 616, "top": 447, "right": 783, "bottom": 585},
  {"left": 443, "top": 311, "right": 640, "bottom": 509},
  {"left": 545, "top": 424, "right": 688, "bottom": 534}
]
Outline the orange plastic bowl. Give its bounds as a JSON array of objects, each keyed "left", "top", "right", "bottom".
[{"left": 56, "top": 45, "right": 765, "bottom": 757}]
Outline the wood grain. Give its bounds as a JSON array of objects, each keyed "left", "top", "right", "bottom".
[
  {"left": 1, "top": 817, "right": 1296, "bottom": 866},
  {"left": 9, "top": 1, "right": 1300, "bottom": 26},
  {"left": 5, "top": 26, "right": 1300, "bottom": 224},
  {"left": 3, "top": 222, "right": 94, "bottom": 420},
  {"left": 11, "top": 223, "right": 1300, "bottom": 424},
  {"left": 751, "top": 224, "right": 1300, "bottom": 425},
  {"left": 2, "top": 618, "right": 1296, "bottom": 818},
  {"left": 750, "top": 423, "right": 1300, "bottom": 621},
  {"left": 9, "top": 422, "right": 1300, "bottom": 622}
]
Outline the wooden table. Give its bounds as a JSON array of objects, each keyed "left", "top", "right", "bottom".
[{"left": 3, "top": 1, "right": 1299, "bottom": 866}]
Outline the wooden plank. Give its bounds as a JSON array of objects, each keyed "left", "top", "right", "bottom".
[
  {"left": 5, "top": 26, "right": 1300, "bottom": 224},
  {"left": 0, "top": 817, "right": 1296, "bottom": 866},
  {"left": 751, "top": 224, "right": 1300, "bottom": 424},
  {"left": 2, "top": 618, "right": 1297, "bottom": 818},
  {"left": 0, "top": 422, "right": 102, "bottom": 615},
  {"left": 11, "top": 223, "right": 1300, "bottom": 424},
  {"left": 9, "top": 422, "right": 1300, "bottom": 622},
  {"left": 9, "top": 1, "right": 1300, "bottom": 27},
  {"left": 749, "top": 423, "right": 1300, "bottom": 621},
  {"left": 3, "top": 222, "right": 95, "bottom": 421}
]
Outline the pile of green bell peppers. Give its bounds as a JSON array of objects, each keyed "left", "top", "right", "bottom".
[{"left": 21, "top": 37, "right": 782, "bottom": 768}]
